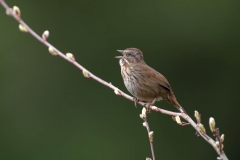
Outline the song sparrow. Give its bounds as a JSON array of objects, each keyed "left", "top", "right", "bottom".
[{"left": 115, "top": 48, "right": 186, "bottom": 113}]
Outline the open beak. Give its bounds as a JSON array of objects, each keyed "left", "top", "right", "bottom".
[
  {"left": 117, "top": 50, "right": 123, "bottom": 53},
  {"left": 115, "top": 56, "right": 122, "bottom": 59},
  {"left": 115, "top": 50, "right": 124, "bottom": 59}
]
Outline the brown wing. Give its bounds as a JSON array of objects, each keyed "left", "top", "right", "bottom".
[
  {"left": 132, "top": 63, "right": 171, "bottom": 91},
  {"left": 144, "top": 65, "right": 171, "bottom": 91}
]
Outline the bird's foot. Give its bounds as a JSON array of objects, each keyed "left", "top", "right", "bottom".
[
  {"left": 145, "top": 98, "right": 157, "bottom": 113},
  {"left": 133, "top": 97, "right": 140, "bottom": 107},
  {"left": 146, "top": 98, "right": 157, "bottom": 107}
]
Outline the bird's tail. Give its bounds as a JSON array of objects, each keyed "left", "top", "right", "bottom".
[
  {"left": 174, "top": 103, "right": 187, "bottom": 114},
  {"left": 167, "top": 92, "right": 187, "bottom": 114}
]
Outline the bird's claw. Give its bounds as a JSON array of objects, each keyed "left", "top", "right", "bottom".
[
  {"left": 133, "top": 97, "right": 139, "bottom": 107},
  {"left": 145, "top": 98, "right": 157, "bottom": 113}
]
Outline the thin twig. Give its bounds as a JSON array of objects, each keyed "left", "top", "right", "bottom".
[
  {"left": 140, "top": 111, "right": 155, "bottom": 160},
  {"left": 0, "top": 1, "right": 228, "bottom": 160},
  {"left": 145, "top": 121, "right": 155, "bottom": 160}
]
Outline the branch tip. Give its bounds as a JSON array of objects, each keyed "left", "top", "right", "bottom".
[
  {"left": 194, "top": 110, "right": 200, "bottom": 122},
  {"left": 13, "top": 6, "right": 20, "bottom": 18},
  {"left": 220, "top": 134, "right": 224, "bottom": 142},
  {"left": 198, "top": 123, "right": 206, "bottom": 134},
  {"left": 209, "top": 117, "right": 216, "bottom": 133},
  {"left": 142, "top": 122, "right": 146, "bottom": 127},
  {"left": 142, "top": 107, "right": 146, "bottom": 116},
  {"left": 48, "top": 47, "right": 57, "bottom": 56},
  {"left": 19, "top": 24, "right": 28, "bottom": 32},
  {"left": 114, "top": 88, "right": 121, "bottom": 96},
  {"left": 66, "top": 53, "right": 75, "bottom": 61},
  {"left": 42, "top": 30, "right": 49, "bottom": 40},
  {"left": 149, "top": 131, "right": 154, "bottom": 142},
  {"left": 82, "top": 70, "right": 90, "bottom": 78},
  {"left": 175, "top": 115, "right": 182, "bottom": 124}
]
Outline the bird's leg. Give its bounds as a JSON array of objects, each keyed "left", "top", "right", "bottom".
[
  {"left": 150, "top": 98, "right": 157, "bottom": 106},
  {"left": 146, "top": 98, "right": 157, "bottom": 112},
  {"left": 133, "top": 97, "right": 139, "bottom": 107}
]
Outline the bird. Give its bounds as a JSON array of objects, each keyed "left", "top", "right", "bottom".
[{"left": 115, "top": 48, "right": 186, "bottom": 113}]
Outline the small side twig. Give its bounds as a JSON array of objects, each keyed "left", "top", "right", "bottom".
[{"left": 140, "top": 108, "right": 155, "bottom": 160}]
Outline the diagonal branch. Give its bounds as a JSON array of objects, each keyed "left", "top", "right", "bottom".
[{"left": 0, "top": 1, "right": 228, "bottom": 160}]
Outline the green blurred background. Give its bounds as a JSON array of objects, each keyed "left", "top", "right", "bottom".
[{"left": 1, "top": 0, "right": 239, "bottom": 159}]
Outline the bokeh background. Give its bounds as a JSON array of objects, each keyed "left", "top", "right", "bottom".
[{"left": 1, "top": 0, "right": 239, "bottom": 159}]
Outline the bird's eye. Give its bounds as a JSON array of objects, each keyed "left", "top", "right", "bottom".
[{"left": 126, "top": 53, "right": 131, "bottom": 56}]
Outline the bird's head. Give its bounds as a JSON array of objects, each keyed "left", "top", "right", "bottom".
[{"left": 115, "top": 48, "right": 144, "bottom": 66}]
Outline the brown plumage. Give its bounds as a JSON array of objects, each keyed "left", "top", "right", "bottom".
[{"left": 115, "top": 48, "right": 186, "bottom": 113}]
